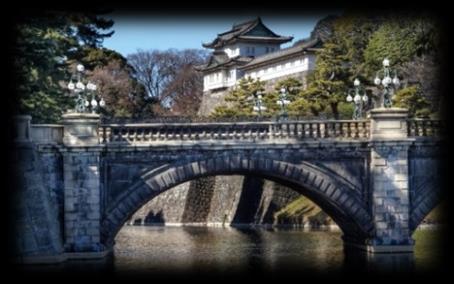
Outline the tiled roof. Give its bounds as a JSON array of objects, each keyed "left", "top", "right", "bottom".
[
  {"left": 202, "top": 17, "right": 292, "bottom": 49},
  {"left": 239, "top": 36, "right": 323, "bottom": 70},
  {"left": 194, "top": 51, "right": 253, "bottom": 72}
]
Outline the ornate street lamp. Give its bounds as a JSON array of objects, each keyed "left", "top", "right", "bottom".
[
  {"left": 67, "top": 63, "right": 106, "bottom": 113},
  {"left": 277, "top": 87, "right": 291, "bottom": 121},
  {"left": 346, "top": 78, "right": 369, "bottom": 120},
  {"left": 373, "top": 58, "right": 401, "bottom": 108},
  {"left": 252, "top": 91, "right": 267, "bottom": 117}
]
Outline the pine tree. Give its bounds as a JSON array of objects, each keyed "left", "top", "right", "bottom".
[
  {"left": 264, "top": 78, "right": 309, "bottom": 117},
  {"left": 300, "top": 39, "right": 350, "bottom": 119},
  {"left": 393, "top": 86, "right": 430, "bottom": 118},
  {"left": 14, "top": 11, "right": 114, "bottom": 123},
  {"left": 211, "top": 77, "right": 264, "bottom": 117}
]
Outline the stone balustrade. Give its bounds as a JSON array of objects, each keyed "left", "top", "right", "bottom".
[
  {"left": 407, "top": 119, "right": 444, "bottom": 138},
  {"left": 99, "top": 120, "right": 371, "bottom": 144},
  {"left": 17, "top": 117, "right": 445, "bottom": 148},
  {"left": 30, "top": 125, "right": 64, "bottom": 144},
  {"left": 23, "top": 118, "right": 444, "bottom": 146}
]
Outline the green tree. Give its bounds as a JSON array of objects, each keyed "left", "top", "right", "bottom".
[
  {"left": 393, "top": 86, "right": 431, "bottom": 118},
  {"left": 211, "top": 77, "right": 264, "bottom": 117},
  {"left": 364, "top": 21, "right": 417, "bottom": 76},
  {"left": 363, "top": 16, "right": 439, "bottom": 77},
  {"left": 263, "top": 78, "right": 303, "bottom": 116},
  {"left": 332, "top": 13, "right": 383, "bottom": 79},
  {"left": 14, "top": 11, "right": 114, "bottom": 123},
  {"left": 300, "top": 39, "right": 350, "bottom": 119}
]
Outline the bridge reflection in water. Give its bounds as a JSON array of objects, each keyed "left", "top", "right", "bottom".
[
  {"left": 109, "top": 226, "right": 441, "bottom": 274},
  {"left": 18, "top": 226, "right": 442, "bottom": 275}
]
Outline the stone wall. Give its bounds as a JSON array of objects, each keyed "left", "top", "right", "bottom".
[
  {"left": 197, "top": 71, "right": 310, "bottom": 117},
  {"left": 13, "top": 143, "right": 64, "bottom": 260},
  {"left": 128, "top": 182, "right": 190, "bottom": 225},
  {"left": 181, "top": 177, "right": 216, "bottom": 223},
  {"left": 370, "top": 142, "right": 413, "bottom": 248},
  {"left": 197, "top": 89, "right": 229, "bottom": 116},
  {"left": 128, "top": 175, "right": 301, "bottom": 227},
  {"left": 63, "top": 149, "right": 103, "bottom": 252}
]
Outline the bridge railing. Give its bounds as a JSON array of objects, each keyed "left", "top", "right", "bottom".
[
  {"left": 30, "top": 124, "right": 64, "bottom": 144},
  {"left": 99, "top": 120, "right": 370, "bottom": 144},
  {"left": 26, "top": 118, "right": 444, "bottom": 145},
  {"left": 407, "top": 119, "right": 444, "bottom": 138}
]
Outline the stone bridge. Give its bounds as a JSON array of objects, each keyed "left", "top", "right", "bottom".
[{"left": 12, "top": 108, "right": 445, "bottom": 263}]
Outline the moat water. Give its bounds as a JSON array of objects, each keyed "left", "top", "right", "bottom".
[
  {"left": 20, "top": 226, "right": 444, "bottom": 276},
  {"left": 112, "top": 226, "right": 443, "bottom": 275}
]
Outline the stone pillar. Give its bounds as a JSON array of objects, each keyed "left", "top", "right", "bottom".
[
  {"left": 367, "top": 108, "right": 414, "bottom": 253},
  {"left": 12, "top": 115, "right": 66, "bottom": 263},
  {"left": 14, "top": 115, "right": 32, "bottom": 143},
  {"left": 61, "top": 113, "right": 108, "bottom": 258},
  {"left": 62, "top": 112, "right": 100, "bottom": 146}
]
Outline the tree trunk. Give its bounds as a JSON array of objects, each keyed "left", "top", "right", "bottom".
[
  {"left": 310, "top": 107, "right": 319, "bottom": 117},
  {"left": 330, "top": 103, "right": 339, "bottom": 120}
]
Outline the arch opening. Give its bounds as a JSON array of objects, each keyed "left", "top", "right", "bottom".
[{"left": 101, "top": 155, "right": 374, "bottom": 248}]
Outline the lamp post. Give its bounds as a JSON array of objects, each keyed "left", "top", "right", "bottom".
[
  {"left": 373, "top": 58, "right": 400, "bottom": 108},
  {"left": 252, "top": 91, "right": 267, "bottom": 117},
  {"left": 346, "top": 78, "right": 369, "bottom": 120},
  {"left": 67, "top": 63, "right": 105, "bottom": 113},
  {"left": 277, "top": 87, "right": 291, "bottom": 121}
]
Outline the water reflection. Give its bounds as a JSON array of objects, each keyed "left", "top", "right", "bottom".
[
  {"left": 14, "top": 226, "right": 443, "bottom": 276},
  {"left": 115, "top": 226, "right": 342, "bottom": 273},
  {"left": 112, "top": 226, "right": 442, "bottom": 275}
]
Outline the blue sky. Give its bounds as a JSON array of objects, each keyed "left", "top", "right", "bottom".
[{"left": 102, "top": 13, "right": 337, "bottom": 57}]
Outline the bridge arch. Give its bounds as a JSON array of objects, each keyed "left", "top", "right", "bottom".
[
  {"left": 101, "top": 155, "right": 374, "bottom": 247},
  {"left": 410, "top": 178, "right": 443, "bottom": 232}
]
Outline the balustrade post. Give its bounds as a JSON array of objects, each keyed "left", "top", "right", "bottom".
[
  {"left": 14, "top": 115, "right": 32, "bottom": 143},
  {"left": 62, "top": 113, "right": 100, "bottom": 147}
]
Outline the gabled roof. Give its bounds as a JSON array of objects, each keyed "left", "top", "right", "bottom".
[
  {"left": 239, "top": 36, "right": 323, "bottom": 71},
  {"left": 202, "top": 17, "right": 293, "bottom": 49},
  {"left": 194, "top": 50, "right": 253, "bottom": 72}
]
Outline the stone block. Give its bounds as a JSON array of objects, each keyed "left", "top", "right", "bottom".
[
  {"left": 65, "top": 213, "right": 78, "bottom": 221},
  {"left": 374, "top": 158, "right": 387, "bottom": 167},
  {"left": 87, "top": 211, "right": 100, "bottom": 220},
  {"left": 191, "top": 162, "right": 201, "bottom": 176},
  {"left": 374, "top": 198, "right": 384, "bottom": 206},
  {"left": 374, "top": 204, "right": 386, "bottom": 214},
  {"left": 332, "top": 188, "right": 342, "bottom": 200},
  {"left": 393, "top": 181, "right": 408, "bottom": 189},
  {"left": 324, "top": 183, "right": 335, "bottom": 197},
  {"left": 376, "top": 222, "right": 388, "bottom": 230},
  {"left": 87, "top": 227, "right": 100, "bottom": 236},
  {"left": 393, "top": 173, "right": 408, "bottom": 181}
]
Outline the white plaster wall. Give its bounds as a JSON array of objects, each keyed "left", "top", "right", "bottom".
[
  {"left": 204, "top": 69, "right": 237, "bottom": 91},
  {"left": 245, "top": 55, "right": 312, "bottom": 82},
  {"left": 237, "top": 42, "right": 280, "bottom": 57}
]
